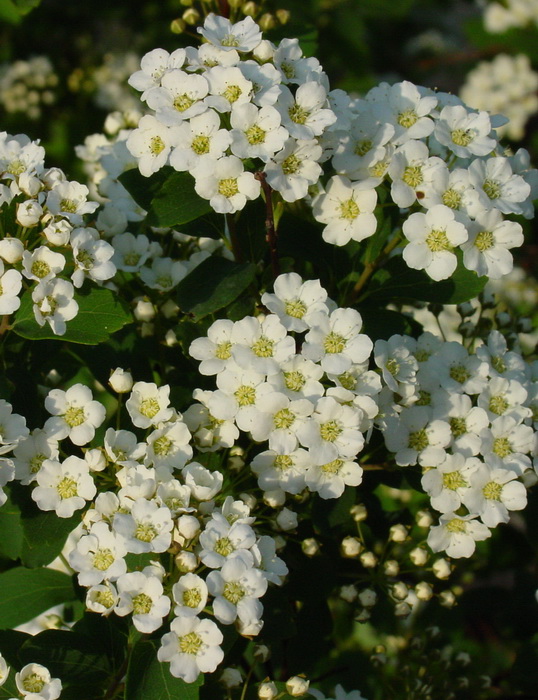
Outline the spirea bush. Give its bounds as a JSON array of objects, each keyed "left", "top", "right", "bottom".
[{"left": 0, "top": 3, "right": 537, "bottom": 700}]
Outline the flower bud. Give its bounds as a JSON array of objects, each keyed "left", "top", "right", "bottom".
[
  {"left": 85, "top": 448, "right": 106, "bottom": 472},
  {"left": 242, "top": 2, "right": 257, "bottom": 16},
  {"left": 258, "top": 681, "right": 278, "bottom": 699},
  {"left": 276, "top": 507, "right": 298, "bottom": 531},
  {"left": 415, "top": 581, "right": 433, "bottom": 601},
  {"left": 175, "top": 550, "right": 198, "bottom": 573},
  {"left": 409, "top": 546, "right": 428, "bottom": 566},
  {"left": 339, "top": 584, "right": 358, "bottom": 603},
  {"left": 359, "top": 551, "right": 377, "bottom": 568},
  {"left": 416, "top": 509, "right": 433, "bottom": 528},
  {"left": 133, "top": 298, "right": 155, "bottom": 322},
  {"left": 177, "top": 515, "right": 200, "bottom": 540},
  {"left": 432, "top": 558, "right": 451, "bottom": 579},
  {"left": 109, "top": 368, "right": 133, "bottom": 393},
  {"left": 340, "top": 536, "right": 362, "bottom": 558},
  {"left": 355, "top": 608, "right": 371, "bottom": 623},
  {"left": 350, "top": 504, "right": 367, "bottom": 522},
  {"left": 391, "top": 582, "right": 408, "bottom": 601},
  {"left": 220, "top": 668, "right": 242, "bottom": 688},
  {"left": 394, "top": 601, "right": 412, "bottom": 617},
  {"left": 252, "top": 39, "right": 275, "bottom": 61},
  {"left": 253, "top": 644, "right": 270, "bottom": 662},
  {"left": 358, "top": 588, "right": 377, "bottom": 607},
  {"left": 439, "top": 590, "right": 456, "bottom": 607},
  {"left": 240, "top": 492, "right": 257, "bottom": 510},
  {"left": 263, "top": 489, "right": 286, "bottom": 508},
  {"left": 276, "top": 8, "right": 291, "bottom": 23},
  {"left": 495, "top": 311, "right": 511, "bottom": 327},
  {"left": 182, "top": 8, "right": 200, "bottom": 25},
  {"left": 389, "top": 524, "right": 408, "bottom": 542},
  {"left": 302, "top": 537, "right": 320, "bottom": 557},
  {"left": 0, "top": 237, "right": 23, "bottom": 263},
  {"left": 259, "top": 13, "right": 276, "bottom": 30},
  {"left": 171, "top": 18, "right": 187, "bottom": 33},
  {"left": 286, "top": 676, "right": 309, "bottom": 696},
  {"left": 384, "top": 559, "right": 399, "bottom": 577},
  {"left": 457, "top": 301, "right": 475, "bottom": 318}
]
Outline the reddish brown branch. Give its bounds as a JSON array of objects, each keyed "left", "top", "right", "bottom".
[{"left": 255, "top": 171, "right": 280, "bottom": 280}]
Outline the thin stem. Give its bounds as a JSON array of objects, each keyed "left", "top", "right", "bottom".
[
  {"left": 255, "top": 171, "right": 280, "bottom": 280},
  {"left": 346, "top": 233, "right": 403, "bottom": 305},
  {"left": 0, "top": 315, "right": 11, "bottom": 337},
  {"left": 225, "top": 213, "right": 244, "bottom": 263},
  {"left": 239, "top": 665, "right": 255, "bottom": 700},
  {"left": 217, "top": 0, "right": 230, "bottom": 18},
  {"left": 103, "top": 656, "right": 129, "bottom": 700}
]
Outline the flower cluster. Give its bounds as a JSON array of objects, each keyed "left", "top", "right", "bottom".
[
  {"left": 0, "top": 656, "right": 62, "bottom": 700},
  {"left": 376, "top": 329, "right": 537, "bottom": 557},
  {"left": 315, "top": 79, "right": 537, "bottom": 280},
  {"left": 481, "top": 0, "right": 538, "bottom": 34},
  {"left": 460, "top": 53, "right": 538, "bottom": 141},
  {"left": 0, "top": 56, "right": 58, "bottom": 120},
  {"left": 126, "top": 13, "right": 340, "bottom": 208},
  {"left": 188, "top": 272, "right": 380, "bottom": 503},
  {"left": 0, "top": 132, "right": 116, "bottom": 334}
]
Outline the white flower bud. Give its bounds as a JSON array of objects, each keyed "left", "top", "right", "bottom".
[
  {"left": 276, "top": 507, "right": 298, "bottom": 531},
  {"left": 456, "top": 652, "right": 471, "bottom": 666},
  {"left": 302, "top": 538, "right": 320, "bottom": 557},
  {"left": 389, "top": 524, "right": 408, "bottom": 542},
  {"left": 133, "top": 298, "right": 155, "bottom": 321},
  {"left": 165, "top": 330, "right": 178, "bottom": 347},
  {"left": 253, "top": 645, "right": 271, "bottom": 662},
  {"left": 17, "top": 200, "right": 43, "bottom": 227},
  {"left": 252, "top": 39, "right": 275, "bottom": 62},
  {"left": 358, "top": 588, "right": 377, "bottom": 607},
  {"left": 350, "top": 504, "right": 368, "bottom": 522},
  {"left": 263, "top": 488, "right": 286, "bottom": 508},
  {"left": 384, "top": 559, "right": 399, "bottom": 576},
  {"left": 409, "top": 546, "right": 428, "bottom": 566},
  {"left": 355, "top": 608, "right": 371, "bottom": 623},
  {"left": 340, "top": 536, "right": 362, "bottom": 558},
  {"left": 108, "top": 368, "right": 133, "bottom": 394},
  {"left": 220, "top": 668, "right": 242, "bottom": 688},
  {"left": 258, "top": 681, "right": 278, "bottom": 700},
  {"left": 359, "top": 551, "right": 377, "bottom": 568},
  {"left": 85, "top": 448, "right": 106, "bottom": 472},
  {"left": 237, "top": 616, "right": 264, "bottom": 637},
  {"left": 339, "top": 584, "right": 358, "bottom": 603},
  {"left": 160, "top": 298, "right": 179, "bottom": 319},
  {"left": 432, "top": 558, "right": 452, "bottom": 580},
  {"left": 391, "top": 582, "right": 408, "bottom": 601},
  {"left": 416, "top": 509, "right": 433, "bottom": 528},
  {"left": 394, "top": 601, "right": 412, "bottom": 617},
  {"left": 0, "top": 237, "right": 24, "bottom": 263},
  {"left": 439, "top": 590, "right": 456, "bottom": 607},
  {"left": 495, "top": 311, "right": 511, "bottom": 327},
  {"left": 175, "top": 550, "right": 198, "bottom": 572},
  {"left": 415, "top": 581, "right": 433, "bottom": 601},
  {"left": 239, "top": 492, "right": 257, "bottom": 510},
  {"left": 286, "top": 676, "right": 309, "bottom": 696},
  {"left": 176, "top": 514, "right": 200, "bottom": 540},
  {"left": 0, "top": 653, "right": 9, "bottom": 686},
  {"left": 457, "top": 301, "right": 475, "bottom": 318}
]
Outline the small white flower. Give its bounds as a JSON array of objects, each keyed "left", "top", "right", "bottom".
[
  {"left": 126, "top": 381, "right": 173, "bottom": 429},
  {"left": 313, "top": 176, "right": 377, "bottom": 246},
  {"left": 172, "top": 573, "right": 208, "bottom": 618},
  {"left": 69, "top": 520, "right": 127, "bottom": 586},
  {"left": 462, "top": 209, "right": 523, "bottom": 279},
  {"left": 464, "top": 460, "right": 527, "bottom": 527},
  {"left": 44, "top": 384, "right": 106, "bottom": 446},
  {"left": 207, "top": 556, "right": 267, "bottom": 626},
  {"left": 276, "top": 82, "right": 336, "bottom": 140},
  {"left": 15, "top": 663, "right": 62, "bottom": 699},
  {"left": 427, "top": 512, "right": 491, "bottom": 558},
  {"left": 198, "top": 13, "right": 263, "bottom": 53},
  {"left": 205, "top": 65, "right": 253, "bottom": 113},
  {"left": 32, "top": 455, "right": 97, "bottom": 518},
  {"left": 169, "top": 109, "right": 232, "bottom": 173},
  {"left": 113, "top": 498, "right": 173, "bottom": 553},
  {"left": 158, "top": 616, "right": 224, "bottom": 683},
  {"left": 145, "top": 420, "right": 193, "bottom": 470},
  {"left": 193, "top": 155, "right": 260, "bottom": 214},
  {"left": 421, "top": 452, "right": 481, "bottom": 513},
  {"left": 371, "top": 80, "right": 437, "bottom": 145},
  {"left": 115, "top": 571, "right": 171, "bottom": 633},
  {"left": 230, "top": 103, "right": 288, "bottom": 161},
  {"left": 70, "top": 227, "right": 116, "bottom": 288},
  {"left": 32, "top": 277, "right": 79, "bottom": 335},
  {"left": 21, "top": 247, "right": 65, "bottom": 284},
  {"left": 45, "top": 180, "right": 98, "bottom": 224},
  {"left": 264, "top": 138, "right": 323, "bottom": 203},
  {"left": 434, "top": 105, "right": 496, "bottom": 157},
  {"left": 146, "top": 70, "right": 209, "bottom": 125}
]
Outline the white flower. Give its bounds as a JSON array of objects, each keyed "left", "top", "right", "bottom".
[
  {"left": 193, "top": 155, "right": 260, "bottom": 214},
  {"left": 427, "top": 512, "right": 491, "bottom": 558},
  {"left": 15, "top": 663, "right": 61, "bottom": 699},
  {"left": 425, "top": 342, "right": 489, "bottom": 395},
  {"left": 16, "top": 199, "right": 43, "bottom": 227},
  {"left": 45, "top": 180, "right": 98, "bottom": 224},
  {"left": 421, "top": 452, "right": 480, "bottom": 513},
  {"left": 276, "top": 82, "right": 336, "bottom": 140},
  {"left": 305, "top": 453, "right": 363, "bottom": 499},
  {"left": 158, "top": 616, "right": 224, "bottom": 683},
  {"left": 0, "top": 653, "right": 8, "bottom": 687},
  {"left": 467, "top": 157, "right": 531, "bottom": 216},
  {"left": 198, "top": 13, "right": 262, "bottom": 53},
  {"left": 332, "top": 108, "right": 395, "bottom": 177},
  {"left": 383, "top": 405, "right": 451, "bottom": 467},
  {"left": 264, "top": 138, "right": 323, "bottom": 203},
  {"left": 230, "top": 103, "right": 288, "bottom": 160},
  {"left": 182, "top": 461, "right": 224, "bottom": 501},
  {"left": 198, "top": 512, "right": 256, "bottom": 568},
  {"left": 189, "top": 319, "right": 237, "bottom": 376},
  {"left": 86, "top": 583, "right": 119, "bottom": 615},
  {"left": 273, "top": 38, "right": 322, "bottom": 85},
  {"left": 462, "top": 209, "right": 523, "bottom": 279},
  {"left": 70, "top": 227, "right": 116, "bottom": 288},
  {"left": 251, "top": 445, "right": 309, "bottom": 495},
  {"left": 69, "top": 520, "right": 127, "bottom": 586},
  {"left": 374, "top": 335, "right": 418, "bottom": 393},
  {"left": 140, "top": 257, "right": 187, "bottom": 291},
  {"left": 145, "top": 420, "right": 193, "bottom": 470},
  {"left": 433, "top": 105, "right": 496, "bottom": 157},
  {"left": 32, "top": 455, "right": 97, "bottom": 518},
  {"left": 464, "top": 460, "right": 527, "bottom": 527},
  {"left": 113, "top": 498, "right": 173, "bottom": 553},
  {"left": 126, "top": 381, "right": 173, "bottom": 428},
  {"left": 402, "top": 204, "right": 468, "bottom": 281},
  {"left": 21, "top": 247, "right": 65, "bottom": 284},
  {"left": 169, "top": 109, "right": 232, "bottom": 173},
  {"left": 302, "top": 308, "right": 373, "bottom": 375},
  {"left": 261, "top": 273, "right": 329, "bottom": 332},
  {"left": 146, "top": 70, "right": 209, "bottom": 125},
  {"left": 205, "top": 65, "right": 253, "bottom": 113},
  {"left": 313, "top": 176, "right": 377, "bottom": 246},
  {"left": 13, "top": 428, "right": 58, "bottom": 484},
  {"left": 388, "top": 139, "right": 445, "bottom": 209},
  {"left": 115, "top": 571, "right": 171, "bottom": 633},
  {"left": 111, "top": 232, "right": 151, "bottom": 272},
  {"left": 129, "top": 47, "right": 187, "bottom": 99},
  {"left": 267, "top": 355, "right": 325, "bottom": 403},
  {"left": 126, "top": 115, "right": 179, "bottom": 176},
  {"left": 207, "top": 556, "right": 267, "bottom": 626},
  {"left": 479, "top": 415, "right": 534, "bottom": 474},
  {"left": 432, "top": 393, "right": 489, "bottom": 456},
  {"left": 370, "top": 80, "right": 437, "bottom": 145},
  {"left": 44, "top": 384, "right": 106, "bottom": 446},
  {"left": 173, "top": 573, "right": 208, "bottom": 618},
  {"left": 32, "top": 277, "right": 78, "bottom": 335},
  {"left": 230, "top": 314, "right": 295, "bottom": 376}
]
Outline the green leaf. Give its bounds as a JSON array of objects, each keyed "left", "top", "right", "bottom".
[
  {"left": 176, "top": 256, "right": 257, "bottom": 321},
  {"left": 8, "top": 482, "right": 80, "bottom": 568},
  {"left": 125, "top": 638, "right": 203, "bottom": 700},
  {"left": 0, "top": 568, "right": 76, "bottom": 629},
  {"left": 19, "top": 629, "right": 117, "bottom": 700},
  {"left": 364, "top": 255, "right": 488, "bottom": 304},
  {"left": 119, "top": 167, "right": 212, "bottom": 228},
  {"left": 358, "top": 307, "right": 422, "bottom": 341},
  {"left": 0, "top": 485, "right": 23, "bottom": 561},
  {"left": 0, "top": 0, "right": 22, "bottom": 23},
  {"left": 12, "top": 286, "right": 132, "bottom": 345}
]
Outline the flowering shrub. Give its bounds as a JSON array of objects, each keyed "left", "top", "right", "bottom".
[{"left": 0, "top": 3, "right": 537, "bottom": 700}]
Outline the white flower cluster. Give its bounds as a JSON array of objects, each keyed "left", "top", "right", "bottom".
[
  {"left": 482, "top": 0, "right": 538, "bottom": 34},
  {"left": 0, "top": 56, "right": 58, "bottom": 120},
  {"left": 1, "top": 377, "right": 287, "bottom": 683},
  {"left": 188, "top": 272, "right": 380, "bottom": 503},
  {"left": 460, "top": 53, "right": 538, "bottom": 141},
  {"left": 126, "top": 13, "right": 340, "bottom": 208},
  {"left": 0, "top": 132, "right": 117, "bottom": 334},
  {"left": 0, "top": 656, "right": 62, "bottom": 700},
  {"left": 376, "top": 329, "right": 537, "bottom": 558},
  {"left": 316, "top": 78, "right": 537, "bottom": 280},
  {"left": 91, "top": 52, "right": 142, "bottom": 113}
]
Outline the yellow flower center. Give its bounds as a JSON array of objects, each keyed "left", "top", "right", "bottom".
[
  {"left": 22, "top": 674, "right": 46, "bottom": 693},
  {"left": 153, "top": 436, "right": 173, "bottom": 456},
  {"left": 493, "top": 437, "right": 512, "bottom": 458},
  {"left": 150, "top": 135, "right": 165, "bottom": 155},
  {"left": 483, "top": 481, "right": 503, "bottom": 500},
  {"left": 442, "top": 188, "right": 462, "bottom": 209},
  {"left": 65, "top": 405, "right": 85, "bottom": 427},
  {"left": 191, "top": 134, "right": 210, "bottom": 155},
  {"left": 402, "top": 165, "right": 423, "bottom": 188},
  {"left": 450, "top": 416, "right": 467, "bottom": 437},
  {"left": 135, "top": 522, "right": 158, "bottom": 543},
  {"left": 284, "top": 298, "right": 307, "bottom": 319},
  {"left": 252, "top": 335, "right": 274, "bottom": 357},
  {"left": 93, "top": 548, "right": 115, "bottom": 571},
  {"left": 183, "top": 588, "right": 202, "bottom": 608},
  {"left": 273, "top": 408, "right": 295, "bottom": 429},
  {"left": 223, "top": 84, "right": 242, "bottom": 104},
  {"left": 223, "top": 581, "right": 245, "bottom": 604},
  {"left": 339, "top": 198, "right": 360, "bottom": 220},
  {"left": 179, "top": 631, "right": 203, "bottom": 655},
  {"left": 408, "top": 428, "right": 429, "bottom": 452},
  {"left": 284, "top": 370, "right": 306, "bottom": 392},
  {"left": 324, "top": 331, "right": 346, "bottom": 354},
  {"left": 31, "top": 260, "right": 51, "bottom": 278},
  {"left": 215, "top": 340, "right": 232, "bottom": 360},
  {"left": 174, "top": 94, "right": 195, "bottom": 112},
  {"left": 451, "top": 129, "right": 474, "bottom": 147},
  {"left": 281, "top": 154, "right": 301, "bottom": 175},
  {"left": 274, "top": 454, "right": 294, "bottom": 470},
  {"left": 288, "top": 103, "right": 310, "bottom": 125},
  {"left": 95, "top": 589, "right": 115, "bottom": 608},
  {"left": 489, "top": 395, "right": 508, "bottom": 416},
  {"left": 426, "top": 229, "right": 451, "bottom": 252},
  {"left": 139, "top": 397, "right": 161, "bottom": 419},
  {"left": 449, "top": 364, "right": 470, "bottom": 384},
  {"left": 132, "top": 592, "right": 153, "bottom": 615},
  {"left": 218, "top": 177, "right": 239, "bottom": 198},
  {"left": 397, "top": 109, "right": 419, "bottom": 128},
  {"left": 446, "top": 517, "right": 467, "bottom": 533},
  {"left": 319, "top": 420, "right": 342, "bottom": 442},
  {"left": 214, "top": 536, "right": 235, "bottom": 556},
  {"left": 221, "top": 34, "right": 240, "bottom": 47},
  {"left": 320, "top": 458, "right": 343, "bottom": 474},
  {"left": 354, "top": 139, "right": 373, "bottom": 156},
  {"left": 483, "top": 178, "right": 501, "bottom": 200},
  {"left": 245, "top": 124, "right": 267, "bottom": 145},
  {"left": 475, "top": 231, "right": 494, "bottom": 252},
  {"left": 442, "top": 470, "right": 467, "bottom": 490},
  {"left": 235, "top": 384, "right": 256, "bottom": 406}
]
